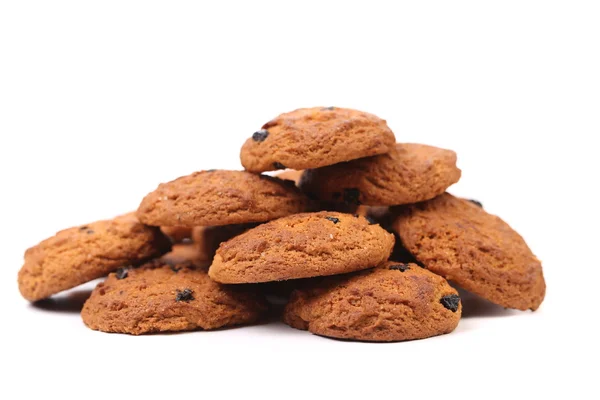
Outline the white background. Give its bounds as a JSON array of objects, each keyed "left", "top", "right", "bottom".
[{"left": 1, "top": 1, "right": 598, "bottom": 399}]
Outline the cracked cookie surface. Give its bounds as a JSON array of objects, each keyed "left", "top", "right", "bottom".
[
  {"left": 283, "top": 262, "right": 461, "bottom": 342},
  {"left": 81, "top": 260, "right": 268, "bottom": 335},
  {"left": 209, "top": 211, "right": 395, "bottom": 284},
  {"left": 300, "top": 143, "right": 461, "bottom": 206},
  {"left": 392, "top": 193, "right": 546, "bottom": 310},
  {"left": 240, "top": 107, "right": 396, "bottom": 172},
  {"left": 137, "top": 170, "right": 308, "bottom": 227},
  {"left": 18, "top": 213, "right": 171, "bottom": 302}
]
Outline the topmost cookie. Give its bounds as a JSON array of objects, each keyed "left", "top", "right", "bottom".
[{"left": 240, "top": 107, "right": 397, "bottom": 172}]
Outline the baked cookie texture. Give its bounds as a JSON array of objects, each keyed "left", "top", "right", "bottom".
[
  {"left": 300, "top": 143, "right": 461, "bottom": 206},
  {"left": 137, "top": 170, "right": 308, "bottom": 228},
  {"left": 18, "top": 213, "right": 171, "bottom": 302},
  {"left": 240, "top": 107, "right": 396, "bottom": 172},
  {"left": 392, "top": 193, "right": 546, "bottom": 310},
  {"left": 283, "top": 262, "right": 461, "bottom": 342},
  {"left": 81, "top": 260, "right": 268, "bottom": 335},
  {"left": 209, "top": 211, "right": 395, "bottom": 284}
]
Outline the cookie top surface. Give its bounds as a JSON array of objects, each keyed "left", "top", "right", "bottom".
[
  {"left": 18, "top": 213, "right": 171, "bottom": 302},
  {"left": 137, "top": 170, "right": 308, "bottom": 228},
  {"left": 300, "top": 143, "right": 461, "bottom": 206},
  {"left": 240, "top": 107, "right": 396, "bottom": 172},
  {"left": 81, "top": 260, "right": 268, "bottom": 335},
  {"left": 283, "top": 262, "right": 461, "bottom": 342},
  {"left": 208, "top": 211, "right": 395, "bottom": 284},
  {"left": 392, "top": 193, "right": 546, "bottom": 310}
]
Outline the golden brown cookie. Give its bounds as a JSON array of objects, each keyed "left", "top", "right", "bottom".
[
  {"left": 283, "top": 262, "right": 461, "bottom": 342},
  {"left": 81, "top": 260, "right": 268, "bottom": 335},
  {"left": 209, "top": 211, "right": 395, "bottom": 284},
  {"left": 300, "top": 143, "right": 461, "bottom": 206},
  {"left": 392, "top": 193, "right": 546, "bottom": 310},
  {"left": 160, "top": 226, "right": 193, "bottom": 243},
  {"left": 137, "top": 170, "right": 308, "bottom": 228},
  {"left": 18, "top": 213, "right": 171, "bottom": 302},
  {"left": 240, "top": 107, "right": 396, "bottom": 172}
]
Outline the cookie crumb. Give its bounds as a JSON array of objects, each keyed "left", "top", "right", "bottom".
[
  {"left": 176, "top": 288, "right": 194, "bottom": 302},
  {"left": 252, "top": 130, "right": 269, "bottom": 142},
  {"left": 440, "top": 294, "right": 461, "bottom": 312}
]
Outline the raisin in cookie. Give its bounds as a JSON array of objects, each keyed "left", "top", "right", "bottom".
[
  {"left": 300, "top": 143, "right": 461, "bottom": 206},
  {"left": 81, "top": 260, "right": 268, "bottom": 335},
  {"left": 392, "top": 193, "right": 546, "bottom": 310},
  {"left": 209, "top": 211, "right": 394, "bottom": 284},
  {"left": 283, "top": 262, "right": 461, "bottom": 342},
  {"left": 137, "top": 170, "right": 308, "bottom": 228},
  {"left": 240, "top": 107, "right": 396, "bottom": 172},
  {"left": 18, "top": 213, "right": 171, "bottom": 302}
]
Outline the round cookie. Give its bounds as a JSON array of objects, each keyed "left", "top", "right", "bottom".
[
  {"left": 240, "top": 107, "right": 396, "bottom": 172},
  {"left": 18, "top": 213, "right": 171, "bottom": 302},
  {"left": 81, "top": 260, "right": 268, "bottom": 335},
  {"left": 283, "top": 262, "right": 462, "bottom": 342},
  {"left": 137, "top": 170, "right": 308, "bottom": 228},
  {"left": 300, "top": 143, "right": 461, "bottom": 206},
  {"left": 392, "top": 193, "right": 546, "bottom": 310},
  {"left": 209, "top": 211, "right": 395, "bottom": 284}
]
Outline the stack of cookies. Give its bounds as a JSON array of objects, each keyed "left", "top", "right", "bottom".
[{"left": 17, "top": 107, "right": 546, "bottom": 341}]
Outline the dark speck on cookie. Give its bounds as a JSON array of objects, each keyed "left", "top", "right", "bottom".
[
  {"left": 115, "top": 268, "right": 128, "bottom": 280},
  {"left": 252, "top": 130, "right": 269, "bottom": 142},
  {"left": 176, "top": 288, "right": 194, "bottom": 302},
  {"left": 440, "top": 294, "right": 461, "bottom": 312},
  {"left": 469, "top": 199, "right": 483, "bottom": 208},
  {"left": 325, "top": 216, "right": 340, "bottom": 224},
  {"left": 321, "top": 106, "right": 335, "bottom": 111},
  {"left": 389, "top": 264, "right": 410, "bottom": 272}
]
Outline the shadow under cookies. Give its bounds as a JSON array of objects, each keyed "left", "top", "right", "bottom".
[
  {"left": 30, "top": 289, "right": 92, "bottom": 313},
  {"left": 457, "top": 288, "right": 520, "bottom": 319}
]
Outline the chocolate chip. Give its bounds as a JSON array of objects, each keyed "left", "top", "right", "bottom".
[
  {"left": 115, "top": 268, "right": 128, "bottom": 280},
  {"left": 389, "top": 264, "right": 410, "bottom": 272},
  {"left": 365, "top": 216, "right": 377, "bottom": 225},
  {"left": 273, "top": 162, "right": 286, "bottom": 169},
  {"left": 176, "top": 288, "right": 194, "bottom": 302},
  {"left": 79, "top": 226, "right": 88, "bottom": 231},
  {"left": 469, "top": 199, "right": 483, "bottom": 208},
  {"left": 325, "top": 216, "right": 340, "bottom": 224},
  {"left": 440, "top": 294, "right": 461, "bottom": 312},
  {"left": 86, "top": 230, "right": 94, "bottom": 234},
  {"left": 252, "top": 129, "right": 269, "bottom": 142},
  {"left": 321, "top": 106, "right": 335, "bottom": 111},
  {"left": 332, "top": 192, "right": 341, "bottom": 200},
  {"left": 343, "top": 188, "right": 361, "bottom": 205}
]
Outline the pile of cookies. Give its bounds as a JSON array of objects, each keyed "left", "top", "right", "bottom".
[{"left": 17, "top": 107, "right": 546, "bottom": 341}]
